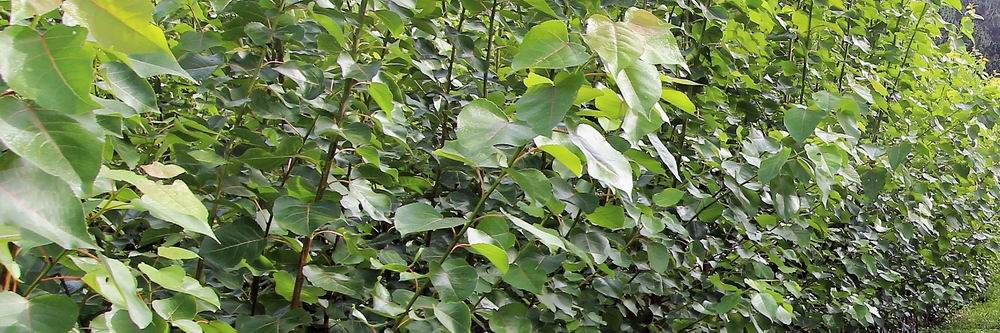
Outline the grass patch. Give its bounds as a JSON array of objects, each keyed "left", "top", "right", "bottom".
[{"left": 926, "top": 279, "right": 1000, "bottom": 332}]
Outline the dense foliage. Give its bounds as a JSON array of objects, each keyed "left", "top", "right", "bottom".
[{"left": 1, "top": 0, "right": 999, "bottom": 332}]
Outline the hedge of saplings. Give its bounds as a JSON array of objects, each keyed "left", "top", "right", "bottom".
[{"left": 0, "top": 0, "right": 999, "bottom": 332}]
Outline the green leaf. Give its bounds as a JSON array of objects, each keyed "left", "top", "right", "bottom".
[
  {"left": 0, "top": 292, "right": 79, "bottom": 333},
  {"left": 861, "top": 166, "right": 887, "bottom": 201},
  {"left": 199, "top": 219, "right": 266, "bottom": 268},
  {"left": 510, "top": 168, "right": 555, "bottom": 206},
  {"left": 489, "top": 303, "right": 533, "bottom": 333},
  {"left": 9, "top": 0, "right": 61, "bottom": 23},
  {"left": 431, "top": 259, "right": 478, "bottom": 301},
  {"left": 652, "top": 188, "right": 684, "bottom": 207},
  {"left": 523, "top": 0, "right": 559, "bottom": 18},
  {"left": 616, "top": 59, "right": 661, "bottom": 114},
  {"left": 273, "top": 62, "right": 323, "bottom": 100},
  {"left": 571, "top": 232, "right": 612, "bottom": 264},
  {"left": 434, "top": 302, "right": 471, "bottom": 333},
  {"left": 647, "top": 242, "right": 670, "bottom": 273},
  {"left": 584, "top": 15, "right": 644, "bottom": 73},
  {"left": 751, "top": 292, "right": 780, "bottom": 324},
  {"left": 511, "top": 20, "right": 588, "bottom": 71},
  {"left": 783, "top": 106, "right": 827, "bottom": 143},
  {"left": 466, "top": 228, "right": 510, "bottom": 273},
  {"left": 393, "top": 202, "right": 466, "bottom": 236},
  {"left": 514, "top": 72, "right": 584, "bottom": 134},
  {"left": 888, "top": 142, "right": 912, "bottom": 171},
  {"left": 63, "top": 0, "right": 193, "bottom": 80},
  {"left": 587, "top": 205, "right": 626, "bottom": 229},
  {"left": 0, "top": 155, "right": 97, "bottom": 249},
  {"left": 101, "top": 61, "right": 159, "bottom": 114},
  {"left": 138, "top": 264, "right": 221, "bottom": 309},
  {"left": 454, "top": 99, "right": 536, "bottom": 151},
  {"left": 758, "top": 147, "right": 791, "bottom": 183},
  {"left": 302, "top": 265, "right": 366, "bottom": 300},
  {"left": 661, "top": 88, "right": 696, "bottom": 114},
  {"left": 0, "top": 25, "right": 99, "bottom": 114},
  {"left": 102, "top": 169, "right": 216, "bottom": 240},
  {"left": 0, "top": 97, "right": 103, "bottom": 194},
  {"left": 502, "top": 261, "right": 546, "bottom": 294},
  {"left": 273, "top": 196, "right": 341, "bottom": 236},
  {"left": 570, "top": 124, "right": 633, "bottom": 194},
  {"left": 151, "top": 294, "right": 197, "bottom": 321},
  {"left": 648, "top": 134, "right": 682, "bottom": 181}
]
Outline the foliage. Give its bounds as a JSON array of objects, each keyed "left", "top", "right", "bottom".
[{"left": 0, "top": 0, "right": 999, "bottom": 332}]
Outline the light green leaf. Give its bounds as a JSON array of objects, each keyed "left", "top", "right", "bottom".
[
  {"left": 0, "top": 97, "right": 103, "bottom": 194},
  {"left": 101, "top": 61, "right": 159, "bottom": 114},
  {"left": 393, "top": 203, "right": 466, "bottom": 236},
  {"left": 647, "top": 242, "right": 670, "bottom": 273},
  {"left": 584, "top": 15, "right": 644, "bottom": 73},
  {"left": 569, "top": 124, "right": 633, "bottom": 194},
  {"left": 515, "top": 72, "right": 584, "bottom": 134},
  {"left": 945, "top": 0, "right": 963, "bottom": 10},
  {"left": 624, "top": 8, "right": 688, "bottom": 69},
  {"left": 369, "top": 82, "right": 394, "bottom": 114},
  {"left": 661, "top": 88, "right": 696, "bottom": 114},
  {"left": 587, "top": 205, "right": 626, "bottom": 229},
  {"left": 783, "top": 106, "right": 827, "bottom": 143},
  {"left": 274, "top": 270, "right": 322, "bottom": 305},
  {"left": 140, "top": 162, "right": 186, "bottom": 179},
  {"left": 64, "top": 0, "right": 193, "bottom": 80},
  {"left": 537, "top": 144, "right": 583, "bottom": 177},
  {"left": 466, "top": 228, "right": 510, "bottom": 273},
  {"left": 138, "top": 264, "right": 221, "bottom": 309},
  {"left": 273, "top": 196, "right": 341, "bottom": 236},
  {"left": 0, "top": 239, "right": 19, "bottom": 280},
  {"left": 0, "top": 155, "right": 97, "bottom": 249},
  {"left": 157, "top": 247, "right": 200, "bottom": 260},
  {"left": 0, "top": 292, "right": 79, "bottom": 333},
  {"left": 758, "top": 147, "right": 791, "bottom": 183},
  {"left": 0, "top": 25, "right": 99, "bottom": 114},
  {"left": 511, "top": 20, "right": 588, "bottom": 71},
  {"left": 616, "top": 59, "right": 661, "bottom": 114},
  {"left": 9, "top": 0, "right": 61, "bottom": 23},
  {"left": 82, "top": 256, "right": 153, "bottom": 329},
  {"left": 506, "top": 212, "right": 566, "bottom": 252},
  {"left": 434, "top": 302, "right": 471, "bottom": 333},
  {"left": 431, "top": 259, "right": 478, "bottom": 302},
  {"left": 102, "top": 169, "right": 215, "bottom": 240}
]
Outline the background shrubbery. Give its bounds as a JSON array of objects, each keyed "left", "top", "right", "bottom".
[{"left": 1, "top": 0, "right": 1000, "bottom": 332}]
